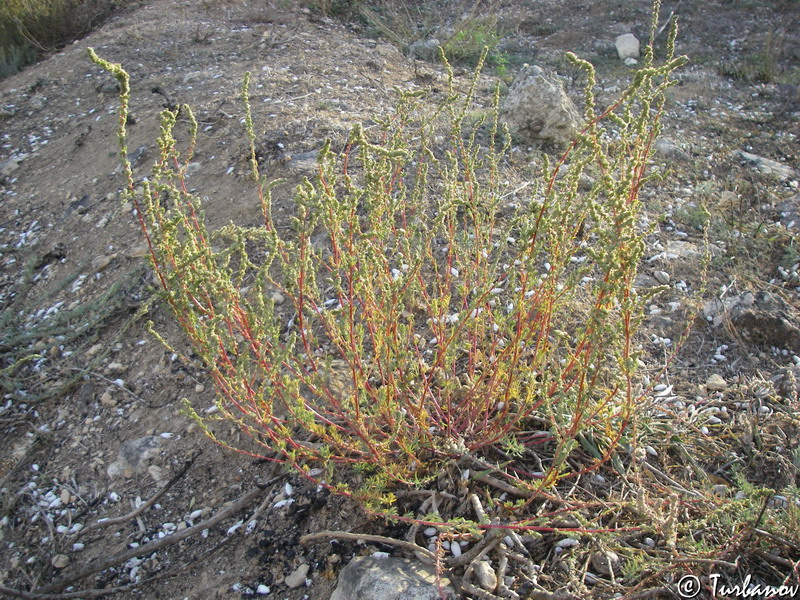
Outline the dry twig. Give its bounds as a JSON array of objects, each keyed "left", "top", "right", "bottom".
[
  {"left": 78, "top": 449, "right": 202, "bottom": 537},
  {"left": 300, "top": 530, "right": 437, "bottom": 561},
  {"left": 30, "top": 474, "right": 282, "bottom": 594}
]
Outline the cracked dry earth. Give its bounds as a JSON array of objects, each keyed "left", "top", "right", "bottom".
[{"left": 0, "top": 0, "right": 799, "bottom": 599}]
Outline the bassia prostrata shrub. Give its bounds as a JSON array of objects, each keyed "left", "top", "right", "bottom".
[{"left": 88, "top": 6, "right": 685, "bottom": 533}]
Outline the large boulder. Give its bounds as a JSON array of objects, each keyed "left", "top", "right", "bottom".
[
  {"left": 500, "top": 65, "right": 580, "bottom": 148},
  {"left": 330, "top": 556, "right": 455, "bottom": 600}
]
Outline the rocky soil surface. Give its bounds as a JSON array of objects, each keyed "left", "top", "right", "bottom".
[{"left": 1, "top": 0, "right": 799, "bottom": 598}]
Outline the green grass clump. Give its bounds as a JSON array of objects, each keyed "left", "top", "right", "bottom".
[
  {"left": 88, "top": 1, "right": 685, "bottom": 538},
  {"left": 0, "top": 0, "right": 128, "bottom": 79}
]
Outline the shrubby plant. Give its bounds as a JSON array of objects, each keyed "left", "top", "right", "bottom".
[
  {"left": 88, "top": 4, "right": 685, "bottom": 533},
  {"left": 1, "top": 0, "right": 126, "bottom": 78}
]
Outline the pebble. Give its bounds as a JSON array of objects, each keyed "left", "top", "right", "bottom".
[
  {"left": 92, "top": 254, "right": 116, "bottom": 271},
  {"left": 128, "top": 246, "right": 149, "bottom": 258},
  {"left": 591, "top": 550, "right": 621, "bottom": 576},
  {"left": 474, "top": 560, "right": 497, "bottom": 591},
  {"left": 52, "top": 554, "right": 70, "bottom": 568},
  {"left": 256, "top": 584, "right": 270, "bottom": 595},
  {"left": 653, "top": 270, "right": 670, "bottom": 285},
  {"left": 100, "top": 391, "right": 116, "bottom": 407},
  {"left": 706, "top": 374, "right": 728, "bottom": 392},
  {"left": 285, "top": 563, "right": 309, "bottom": 588}
]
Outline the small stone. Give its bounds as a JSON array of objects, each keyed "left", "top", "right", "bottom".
[
  {"left": 407, "top": 38, "right": 441, "bottom": 60},
  {"left": 706, "top": 374, "right": 728, "bottom": 392},
  {"left": 195, "top": 383, "right": 205, "bottom": 393},
  {"left": 473, "top": 561, "right": 497, "bottom": 591},
  {"left": 106, "top": 362, "right": 125, "bottom": 374},
  {"left": 128, "top": 246, "right": 149, "bottom": 258},
  {"left": 86, "top": 344, "right": 103, "bottom": 357},
  {"left": 736, "top": 150, "right": 796, "bottom": 180},
  {"left": 100, "top": 391, "right": 116, "bottom": 407},
  {"left": 148, "top": 465, "right": 164, "bottom": 482},
  {"left": 271, "top": 291, "right": 285, "bottom": 305},
  {"left": 654, "top": 137, "right": 687, "bottom": 159},
  {"left": 256, "top": 584, "right": 270, "bottom": 595},
  {"left": 92, "top": 254, "right": 116, "bottom": 272},
  {"left": 52, "top": 554, "right": 70, "bottom": 569},
  {"left": 615, "top": 33, "right": 640, "bottom": 59},
  {"left": 0, "top": 157, "right": 20, "bottom": 178},
  {"left": 60, "top": 489, "right": 71, "bottom": 505},
  {"left": 653, "top": 270, "right": 670, "bottom": 285},
  {"left": 96, "top": 216, "right": 109, "bottom": 228},
  {"left": 633, "top": 273, "right": 660, "bottom": 289},
  {"left": 591, "top": 550, "right": 621, "bottom": 576},
  {"left": 285, "top": 563, "right": 309, "bottom": 588}
]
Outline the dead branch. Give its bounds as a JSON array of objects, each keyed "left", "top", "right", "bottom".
[
  {"left": 300, "top": 530, "right": 437, "bottom": 561},
  {"left": 78, "top": 449, "right": 202, "bottom": 537},
  {"left": 0, "top": 583, "right": 135, "bottom": 600},
  {"left": 33, "top": 474, "right": 282, "bottom": 594}
]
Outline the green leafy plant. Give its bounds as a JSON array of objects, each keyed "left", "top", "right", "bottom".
[
  {"left": 441, "top": 18, "right": 505, "bottom": 69},
  {"left": 88, "top": 3, "right": 685, "bottom": 534}
]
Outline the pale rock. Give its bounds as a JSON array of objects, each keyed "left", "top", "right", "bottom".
[
  {"left": 0, "top": 157, "right": 20, "bottom": 178},
  {"left": 736, "top": 150, "right": 796, "bottom": 180},
  {"left": 107, "top": 436, "right": 162, "bottom": 479},
  {"left": 706, "top": 374, "right": 728, "bottom": 392},
  {"left": 148, "top": 465, "right": 165, "bottom": 482},
  {"left": 615, "top": 33, "right": 640, "bottom": 59},
  {"left": 52, "top": 554, "right": 70, "bottom": 569},
  {"left": 407, "top": 38, "right": 441, "bottom": 60},
  {"left": 654, "top": 137, "right": 688, "bottom": 160},
  {"left": 287, "top": 150, "right": 320, "bottom": 173},
  {"left": 665, "top": 240, "right": 702, "bottom": 258},
  {"left": 106, "top": 361, "right": 125, "bottom": 374},
  {"left": 652, "top": 270, "right": 670, "bottom": 285},
  {"left": 633, "top": 273, "right": 660, "bottom": 289},
  {"left": 473, "top": 561, "right": 497, "bottom": 591},
  {"left": 501, "top": 65, "right": 580, "bottom": 148},
  {"left": 86, "top": 344, "right": 103, "bottom": 357},
  {"left": 331, "top": 557, "right": 455, "bottom": 600},
  {"left": 271, "top": 291, "right": 285, "bottom": 305},
  {"left": 285, "top": 563, "right": 310, "bottom": 588},
  {"left": 128, "top": 246, "right": 149, "bottom": 258},
  {"left": 591, "top": 550, "right": 621, "bottom": 576}
]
